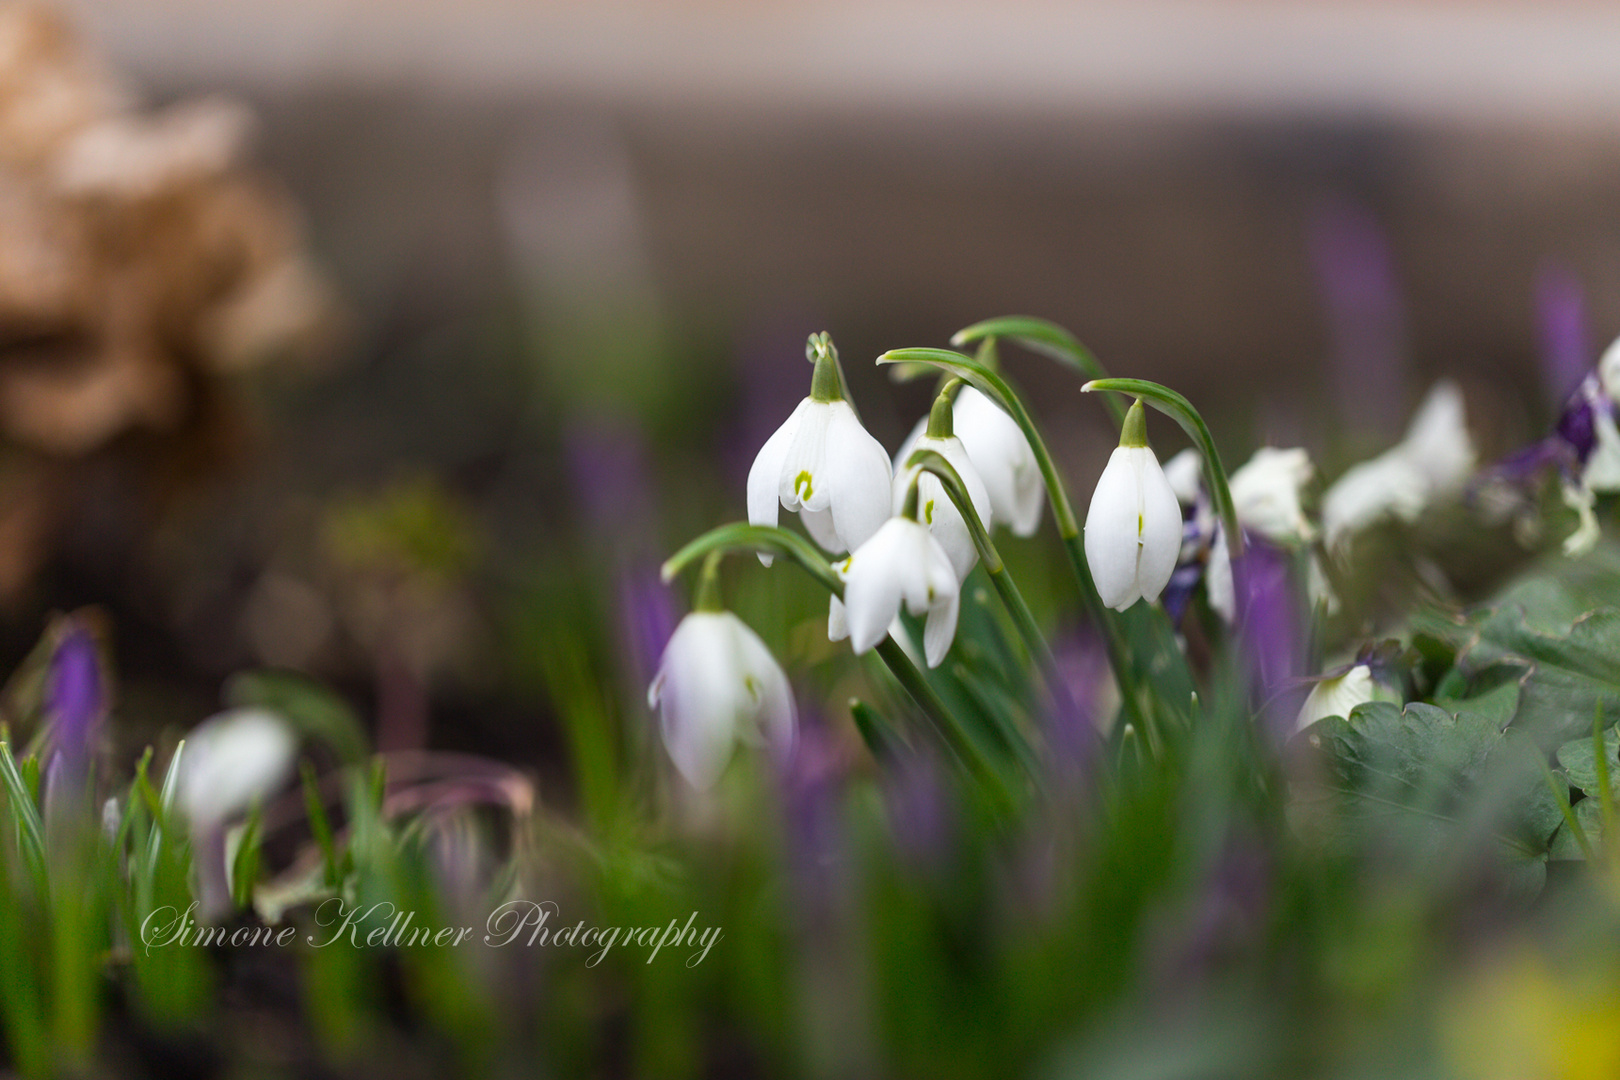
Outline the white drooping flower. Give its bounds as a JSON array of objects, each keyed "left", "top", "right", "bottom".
[
  {"left": 1084, "top": 400, "right": 1183, "bottom": 612},
  {"left": 648, "top": 610, "right": 796, "bottom": 790},
  {"left": 1295, "top": 664, "right": 1393, "bottom": 731},
  {"left": 891, "top": 389, "right": 995, "bottom": 582},
  {"left": 748, "top": 344, "right": 892, "bottom": 564},
  {"left": 174, "top": 708, "right": 298, "bottom": 828},
  {"left": 1229, "top": 446, "right": 1317, "bottom": 545},
  {"left": 1321, "top": 380, "right": 1476, "bottom": 549},
  {"left": 836, "top": 516, "right": 960, "bottom": 668},
  {"left": 952, "top": 386, "right": 1044, "bottom": 537}
]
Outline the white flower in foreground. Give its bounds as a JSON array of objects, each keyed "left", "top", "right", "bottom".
[
  {"left": 1084, "top": 400, "right": 1183, "bottom": 611},
  {"left": 1230, "top": 446, "right": 1317, "bottom": 545},
  {"left": 174, "top": 708, "right": 298, "bottom": 828},
  {"left": 748, "top": 343, "right": 891, "bottom": 563},
  {"left": 838, "top": 516, "right": 960, "bottom": 668},
  {"left": 648, "top": 611, "right": 796, "bottom": 789},
  {"left": 1321, "top": 380, "right": 1475, "bottom": 549},
  {"left": 892, "top": 390, "right": 995, "bottom": 582},
  {"left": 1295, "top": 664, "right": 1395, "bottom": 731},
  {"left": 953, "top": 386, "right": 1044, "bottom": 536}
]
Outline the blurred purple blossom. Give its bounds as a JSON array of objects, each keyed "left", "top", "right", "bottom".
[
  {"left": 777, "top": 709, "right": 850, "bottom": 917},
  {"left": 563, "top": 416, "right": 654, "bottom": 540},
  {"left": 1535, "top": 261, "right": 1591, "bottom": 404},
  {"left": 884, "top": 749, "right": 953, "bottom": 873},
  {"left": 1232, "top": 540, "right": 1301, "bottom": 747},
  {"left": 725, "top": 312, "right": 824, "bottom": 487},
  {"left": 618, "top": 565, "right": 677, "bottom": 690},
  {"left": 46, "top": 619, "right": 103, "bottom": 774},
  {"left": 1048, "top": 629, "right": 1109, "bottom": 779},
  {"left": 1307, "top": 197, "right": 1408, "bottom": 437}
]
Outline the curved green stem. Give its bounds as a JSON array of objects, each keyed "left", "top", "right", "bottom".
[
  {"left": 904, "top": 448, "right": 1076, "bottom": 719},
  {"left": 952, "top": 315, "right": 1126, "bottom": 424},
  {"left": 1082, "top": 377, "right": 1244, "bottom": 558},
  {"left": 877, "top": 347, "right": 1156, "bottom": 749},
  {"left": 661, "top": 522, "right": 1003, "bottom": 793}
]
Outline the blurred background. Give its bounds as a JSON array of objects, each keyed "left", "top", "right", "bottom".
[{"left": 8, "top": 0, "right": 1620, "bottom": 771}]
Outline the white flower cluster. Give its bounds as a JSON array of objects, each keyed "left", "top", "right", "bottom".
[
  {"left": 653, "top": 343, "right": 1043, "bottom": 788},
  {"left": 652, "top": 331, "right": 1483, "bottom": 787}
]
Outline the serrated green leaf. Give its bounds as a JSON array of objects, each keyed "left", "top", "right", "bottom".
[{"left": 1549, "top": 796, "right": 1606, "bottom": 860}]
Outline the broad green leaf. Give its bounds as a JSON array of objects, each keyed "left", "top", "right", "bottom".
[
  {"left": 1294, "top": 691, "right": 1561, "bottom": 895},
  {"left": 1555, "top": 724, "right": 1620, "bottom": 798}
]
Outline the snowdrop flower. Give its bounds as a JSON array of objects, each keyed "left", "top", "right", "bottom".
[
  {"left": 1295, "top": 664, "right": 1394, "bottom": 731},
  {"left": 748, "top": 336, "right": 891, "bottom": 563},
  {"left": 648, "top": 577, "right": 796, "bottom": 789},
  {"left": 891, "top": 386, "right": 995, "bottom": 582},
  {"left": 1084, "top": 399, "right": 1182, "bottom": 611},
  {"left": 1229, "top": 447, "right": 1317, "bottom": 545},
  {"left": 1321, "top": 380, "right": 1475, "bottom": 549},
  {"left": 174, "top": 708, "right": 298, "bottom": 828},
  {"left": 896, "top": 385, "right": 1044, "bottom": 538},
  {"left": 951, "top": 386, "right": 1044, "bottom": 536},
  {"left": 836, "top": 491, "right": 961, "bottom": 668}
]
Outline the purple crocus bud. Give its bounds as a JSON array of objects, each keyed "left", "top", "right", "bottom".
[
  {"left": 1307, "top": 197, "right": 1409, "bottom": 438},
  {"left": 884, "top": 749, "right": 953, "bottom": 873},
  {"left": 45, "top": 617, "right": 105, "bottom": 777},
  {"left": 1536, "top": 262, "right": 1591, "bottom": 405}
]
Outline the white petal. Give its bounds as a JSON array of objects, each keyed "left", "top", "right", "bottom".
[
  {"left": 1584, "top": 407, "right": 1620, "bottom": 491},
  {"left": 1229, "top": 446, "right": 1316, "bottom": 544},
  {"left": 175, "top": 709, "right": 298, "bottom": 827},
  {"left": 1162, "top": 448, "right": 1204, "bottom": 506},
  {"left": 651, "top": 613, "right": 745, "bottom": 789},
  {"left": 1295, "top": 664, "right": 1377, "bottom": 731},
  {"left": 828, "top": 595, "right": 850, "bottom": 641},
  {"left": 1085, "top": 446, "right": 1147, "bottom": 610},
  {"left": 1321, "top": 452, "right": 1426, "bottom": 548},
  {"left": 1398, "top": 380, "right": 1475, "bottom": 495},
  {"left": 778, "top": 400, "right": 835, "bottom": 512},
  {"left": 1563, "top": 481, "right": 1601, "bottom": 556},
  {"left": 1133, "top": 447, "right": 1183, "bottom": 605},
  {"left": 1206, "top": 527, "right": 1235, "bottom": 624},
  {"left": 800, "top": 506, "right": 842, "bottom": 551},
  {"left": 1602, "top": 334, "right": 1620, "bottom": 402},
  {"left": 897, "top": 435, "right": 993, "bottom": 582},
  {"left": 919, "top": 539, "right": 962, "bottom": 668},
  {"left": 892, "top": 415, "right": 927, "bottom": 475},
  {"left": 747, "top": 398, "right": 805, "bottom": 565},
  {"left": 842, "top": 519, "right": 911, "bottom": 654},
  {"left": 729, "top": 617, "right": 798, "bottom": 760},
  {"left": 955, "top": 387, "right": 1043, "bottom": 536},
  {"left": 822, "top": 401, "right": 894, "bottom": 552}
]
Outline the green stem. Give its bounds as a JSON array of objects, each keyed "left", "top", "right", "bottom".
[
  {"left": 661, "top": 522, "right": 1001, "bottom": 791},
  {"left": 903, "top": 447, "right": 1080, "bottom": 728},
  {"left": 877, "top": 347, "right": 1152, "bottom": 745},
  {"left": 951, "top": 315, "right": 1127, "bottom": 424},
  {"left": 1082, "top": 377, "right": 1244, "bottom": 558}
]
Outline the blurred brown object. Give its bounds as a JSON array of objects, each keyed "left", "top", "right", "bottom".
[{"left": 0, "top": 3, "right": 339, "bottom": 601}]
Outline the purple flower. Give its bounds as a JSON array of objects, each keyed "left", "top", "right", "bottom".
[
  {"left": 1308, "top": 197, "right": 1409, "bottom": 438},
  {"left": 46, "top": 618, "right": 104, "bottom": 775},
  {"left": 1536, "top": 261, "right": 1591, "bottom": 404}
]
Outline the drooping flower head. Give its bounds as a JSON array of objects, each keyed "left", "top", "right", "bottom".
[
  {"left": 890, "top": 382, "right": 995, "bottom": 582},
  {"left": 648, "top": 557, "right": 796, "bottom": 789},
  {"left": 174, "top": 707, "right": 299, "bottom": 829},
  {"left": 1084, "top": 399, "right": 1182, "bottom": 612},
  {"left": 747, "top": 333, "right": 892, "bottom": 562},
  {"left": 832, "top": 480, "right": 962, "bottom": 668}
]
